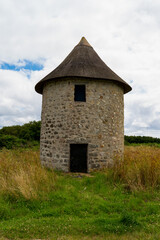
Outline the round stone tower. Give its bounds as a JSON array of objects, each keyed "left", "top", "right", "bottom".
[{"left": 35, "top": 37, "right": 132, "bottom": 172}]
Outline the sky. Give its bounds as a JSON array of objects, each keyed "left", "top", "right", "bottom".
[{"left": 0, "top": 0, "right": 160, "bottom": 137}]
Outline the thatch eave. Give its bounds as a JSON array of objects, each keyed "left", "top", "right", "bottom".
[{"left": 35, "top": 37, "right": 132, "bottom": 94}]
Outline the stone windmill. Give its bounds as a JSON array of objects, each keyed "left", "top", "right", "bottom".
[{"left": 35, "top": 37, "right": 132, "bottom": 172}]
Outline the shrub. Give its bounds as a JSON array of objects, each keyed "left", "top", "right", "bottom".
[
  {"left": 0, "top": 135, "right": 26, "bottom": 149},
  {"left": 0, "top": 121, "right": 41, "bottom": 141}
]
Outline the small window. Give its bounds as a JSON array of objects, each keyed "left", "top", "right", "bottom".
[{"left": 74, "top": 85, "right": 86, "bottom": 102}]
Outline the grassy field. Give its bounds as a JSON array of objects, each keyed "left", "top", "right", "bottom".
[{"left": 0, "top": 146, "right": 160, "bottom": 239}]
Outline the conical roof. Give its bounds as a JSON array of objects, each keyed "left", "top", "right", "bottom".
[{"left": 35, "top": 37, "right": 132, "bottom": 94}]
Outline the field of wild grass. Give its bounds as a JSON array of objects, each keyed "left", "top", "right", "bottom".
[
  {"left": 0, "top": 149, "right": 55, "bottom": 200},
  {"left": 0, "top": 146, "right": 160, "bottom": 239},
  {"left": 113, "top": 145, "right": 160, "bottom": 190}
]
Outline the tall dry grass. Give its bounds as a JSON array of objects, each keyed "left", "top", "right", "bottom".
[
  {"left": 1, "top": 146, "right": 160, "bottom": 199},
  {"left": 0, "top": 149, "right": 56, "bottom": 199},
  {"left": 113, "top": 146, "right": 160, "bottom": 191}
]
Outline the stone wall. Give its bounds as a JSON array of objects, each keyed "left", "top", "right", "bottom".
[{"left": 40, "top": 77, "right": 124, "bottom": 172}]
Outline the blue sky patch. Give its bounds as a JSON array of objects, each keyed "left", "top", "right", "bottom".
[{"left": 0, "top": 60, "right": 44, "bottom": 71}]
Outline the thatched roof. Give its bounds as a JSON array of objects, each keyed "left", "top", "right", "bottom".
[{"left": 35, "top": 37, "right": 132, "bottom": 94}]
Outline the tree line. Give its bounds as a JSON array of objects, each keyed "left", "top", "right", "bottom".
[
  {"left": 0, "top": 120, "right": 160, "bottom": 149},
  {"left": 0, "top": 121, "right": 40, "bottom": 149},
  {"left": 125, "top": 135, "right": 160, "bottom": 144}
]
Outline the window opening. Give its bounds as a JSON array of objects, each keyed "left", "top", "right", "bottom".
[{"left": 74, "top": 85, "right": 86, "bottom": 102}]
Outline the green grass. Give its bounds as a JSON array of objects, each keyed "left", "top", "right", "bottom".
[
  {"left": 0, "top": 147, "right": 160, "bottom": 239},
  {"left": 0, "top": 171, "right": 160, "bottom": 239}
]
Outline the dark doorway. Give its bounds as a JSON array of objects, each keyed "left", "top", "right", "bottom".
[{"left": 70, "top": 144, "right": 88, "bottom": 173}]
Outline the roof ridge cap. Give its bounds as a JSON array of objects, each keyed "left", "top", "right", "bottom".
[{"left": 76, "top": 37, "right": 92, "bottom": 48}]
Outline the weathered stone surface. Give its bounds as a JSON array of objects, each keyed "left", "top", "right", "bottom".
[{"left": 40, "top": 77, "right": 124, "bottom": 172}]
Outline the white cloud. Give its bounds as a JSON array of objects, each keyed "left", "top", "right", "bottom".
[
  {"left": 0, "top": 0, "right": 160, "bottom": 137},
  {"left": 0, "top": 69, "right": 42, "bottom": 126}
]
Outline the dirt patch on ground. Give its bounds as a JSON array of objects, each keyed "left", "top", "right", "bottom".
[{"left": 65, "top": 172, "right": 94, "bottom": 178}]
